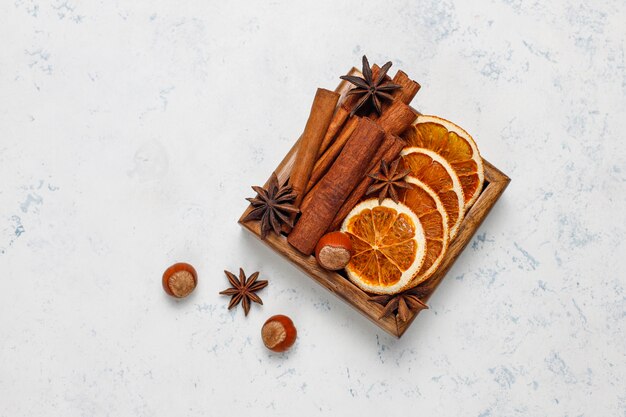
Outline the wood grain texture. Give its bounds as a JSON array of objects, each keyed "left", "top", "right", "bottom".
[{"left": 238, "top": 72, "right": 510, "bottom": 338}]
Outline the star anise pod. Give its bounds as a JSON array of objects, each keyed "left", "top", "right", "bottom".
[
  {"left": 369, "top": 287, "right": 429, "bottom": 323},
  {"left": 220, "top": 268, "right": 268, "bottom": 316},
  {"left": 366, "top": 157, "right": 414, "bottom": 204},
  {"left": 340, "top": 55, "right": 402, "bottom": 116},
  {"left": 243, "top": 172, "right": 299, "bottom": 239}
]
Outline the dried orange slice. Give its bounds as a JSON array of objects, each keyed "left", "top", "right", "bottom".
[
  {"left": 341, "top": 199, "right": 426, "bottom": 295},
  {"left": 400, "top": 177, "right": 449, "bottom": 285},
  {"left": 401, "top": 147, "right": 464, "bottom": 238},
  {"left": 404, "top": 115, "right": 484, "bottom": 209}
]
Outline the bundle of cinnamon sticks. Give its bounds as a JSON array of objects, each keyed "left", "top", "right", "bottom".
[{"left": 285, "top": 60, "right": 421, "bottom": 256}]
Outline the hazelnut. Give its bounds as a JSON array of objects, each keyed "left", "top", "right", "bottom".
[
  {"left": 162, "top": 262, "right": 197, "bottom": 298},
  {"left": 314, "top": 231, "right": 353, "bottom": 270},
  {"left": 261, "top": 315, "right": 297, "bottom": 352}
]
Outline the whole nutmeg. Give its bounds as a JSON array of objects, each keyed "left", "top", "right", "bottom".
[
  {"left": 315, "top": 231, "right": 353, "bottom": 270},
  {"left": 261, "top": 315, "right": 297, "bottom": 353},
  {"left": 162, "top": 262, "right": 197, "bottom": 298}
]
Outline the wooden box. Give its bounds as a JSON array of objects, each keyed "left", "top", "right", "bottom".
[{"left": 239, "top": 72, "right": 510, "bottom": 338}]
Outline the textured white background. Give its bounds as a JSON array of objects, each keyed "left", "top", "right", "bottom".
[{"left": 1, "top": 1, "right": 625, "bottom": 416}]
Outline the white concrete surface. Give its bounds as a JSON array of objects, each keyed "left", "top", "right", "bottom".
[{"left": 1, "top": 1, "right": 625, "bottom": 415}]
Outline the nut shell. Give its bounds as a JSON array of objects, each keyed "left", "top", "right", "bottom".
[
  {"left": 162, "top": 262, "right": 197, "bottom": 298},
  {"left": 261, "top": 315, "right": 297, "bottom": 352},
  {"left": 314, "top": 231, "right": 353, "bottom": 270}
]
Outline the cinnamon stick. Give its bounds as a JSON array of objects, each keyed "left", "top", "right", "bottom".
[
  {"left": 324, "top": 101, "right": 417, "bottom": 232},
  {"left": 391, "top": 70, "right": 421, "bottom": 104},
  {"left": 311, "top": 73, "right": 418, "bottom": 189},
  {"left": 367, "top": 69, "right": 420, "bottom": 118},
  {"left": 328, "top": 135, "right": 407, "bottom": 231},
  {"left": 289, "top": 88, "right": 340, "bottom": 208},
  {"left": 316, "top": 66, "right": 387, "bottom": 156},
  {"left": 288, "top": 118, "right": 385, "bottom": 255},
  {"left": 377, "top": 99, "right": 418, "bottom": 136},
  {"left": 318, "top": 104, "right": 350, "bottom": 157},
  {"left": 302, "top": 99, "right": 416, "bottom": 211},
  {"left": 305, "top": 116, "right": 359, "bottom": 195}
]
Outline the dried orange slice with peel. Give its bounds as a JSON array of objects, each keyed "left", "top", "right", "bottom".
[
  {"left": 400, "top": 177, "right": 449, "bottom": 285},
  {"left": 401, "top": 147, "right": 465, "bottom": 238},
  {"left": 404, "top": 115, "right": 484, "bottom": 209},
  {"left": 341, "top": 199, "right": 426, "bottom": 295}
]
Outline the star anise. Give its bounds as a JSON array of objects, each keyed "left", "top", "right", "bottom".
[
  {"left": 366, "top": 157, "right": 414, "bottom": 204},
  {"left": 243, "top": 172, "right": 299, "bottom": 239},
  {"left": 340, "top": 55, "right": 402, "bottom": 116},
  {"left": 220, "top": 268, "right": 268, "bottom": 316},
  {"left": 369, "top": 287, "right": 429, "bottom": 323}
]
